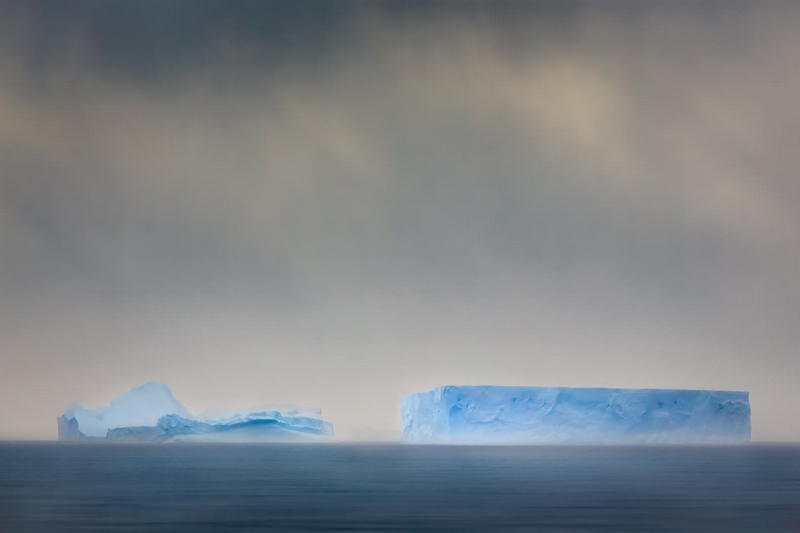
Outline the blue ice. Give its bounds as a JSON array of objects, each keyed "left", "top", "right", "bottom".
[
  {"left": 58, "top": 382, "right": 334, "bottom": 442},
  {"left": 400, "top": 386, "right": 750, "bottom": 444}
]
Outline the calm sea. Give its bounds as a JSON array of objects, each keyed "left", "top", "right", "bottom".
[{"left": 0, "top": 443, "right": 799, "bottom": 532}]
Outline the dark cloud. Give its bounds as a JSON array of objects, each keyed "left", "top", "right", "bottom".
[{"left": 1, "top": 1, "right": 799, "bottom": 440}]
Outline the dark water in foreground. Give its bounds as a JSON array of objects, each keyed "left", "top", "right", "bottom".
[{"left": 1, "top": 444, "right": 799, "bottom": 532}]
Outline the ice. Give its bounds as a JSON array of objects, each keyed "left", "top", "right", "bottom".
[
  {"left": 58, "top": 382, "right": 334, "bottom": 442},
  {"left": 399, "top": 386, "right": 751, "bottom": 444},
  {"left": 58, "top": 382, "right": 192, "bottom": 439},
  {"left": 141, "top": 412, "right": 334, "bottom": 443}
]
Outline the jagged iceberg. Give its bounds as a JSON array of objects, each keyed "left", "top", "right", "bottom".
[
  {"left": 400, "top": 386, "right": 750, "bottom": 444},
  {"left": 58, "top": 382, "right": 334, "bottom": 442}
]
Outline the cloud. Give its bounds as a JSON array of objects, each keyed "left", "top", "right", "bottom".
[{"left": 1, "top": 1, "right": 799, "bottom": 440}]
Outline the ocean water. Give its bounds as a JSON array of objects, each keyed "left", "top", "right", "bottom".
[{"left": 1, "top": 443, "right": 799, "bottom": 532}]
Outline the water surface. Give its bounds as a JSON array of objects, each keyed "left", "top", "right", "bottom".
[{"left": 1, "top": 443, "right": 798, "bottom": 531}]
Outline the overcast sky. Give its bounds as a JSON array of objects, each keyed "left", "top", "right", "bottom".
[{"left": 1, "top": 1, "right": 799, "bottom": 441}]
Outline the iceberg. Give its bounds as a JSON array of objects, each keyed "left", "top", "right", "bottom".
[
  {"left": 399, "top": 386, "right": 750, "bottom": 444},
  {"left": 58, "top": 382, "right": 192, "bottom": 439},
  {"left": 58, "top": 382, "right": 334, "bottom": 442}
]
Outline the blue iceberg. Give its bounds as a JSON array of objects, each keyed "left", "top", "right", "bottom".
[
  {"left": 400, "top": 386, "right": 750, "bottom": 444},
  {"left": 58, "top": 382, "right": 334, "bottom": 442}
]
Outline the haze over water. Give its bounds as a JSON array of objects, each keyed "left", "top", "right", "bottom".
[
  {"left": 3, "top": 3, "right": 799, "bottom": 531},
  {"left": 2, "top": 1, "right": 800, "bottom": 442}
]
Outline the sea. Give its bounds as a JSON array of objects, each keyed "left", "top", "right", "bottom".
[{"left": 0, "top": 443, "right": 799, "bottom": 532}]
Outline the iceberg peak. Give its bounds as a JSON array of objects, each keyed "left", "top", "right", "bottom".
[{"left": 60, "top": 381, "right": 191, "bottom": 438}]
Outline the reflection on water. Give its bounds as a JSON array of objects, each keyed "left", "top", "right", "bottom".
[{"left": 0, "top": 443, "right": 799, "bottom": 531}]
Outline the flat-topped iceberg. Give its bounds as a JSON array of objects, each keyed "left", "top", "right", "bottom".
[
  {"left": 400, "top": 386, "right": 750, "bottom": 444},
  {"left": 58, "top": 382, "right": 334, "bottom": 442}
]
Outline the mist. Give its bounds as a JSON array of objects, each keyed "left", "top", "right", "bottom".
[{"left": 1, "top": 1, "right": 799, "bottom": 440}]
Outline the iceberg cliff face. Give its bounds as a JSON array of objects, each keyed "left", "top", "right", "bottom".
[
  {"left": 58, "top": 382, "right": 334, "bottom": 442},
  {"left": 400, "top": 386, "right": 750, "bottom": 444}
]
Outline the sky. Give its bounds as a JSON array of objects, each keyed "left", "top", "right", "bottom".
[{"left": 1, "top": 1, "right": 799, "bottom": 441}]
